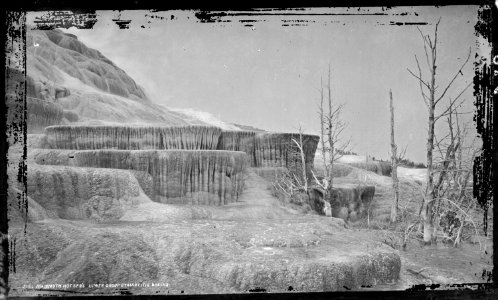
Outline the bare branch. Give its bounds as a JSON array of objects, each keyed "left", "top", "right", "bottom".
[
  {"left": 407, "top": 66, "right": 431, "bottom": 90},
  {"left": 434, "top": 48, "right": 471, "bottom": 105},
  {"left": 435, "top": 82, "right": 471, "bottom": 121},
  {"left": 417, "top": 27, "right": 432, "bottom": 70},
  {"left": 397, "top": 144, "right": 408, "bottom": 162}
]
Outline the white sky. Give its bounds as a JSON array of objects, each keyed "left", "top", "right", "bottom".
[{"left": 27, "top": 7, "right": 490, "bottom": 163}]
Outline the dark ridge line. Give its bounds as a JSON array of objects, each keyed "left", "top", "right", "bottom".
[{"left": 389, "top": 22, "right": 429, "bottom": 25}]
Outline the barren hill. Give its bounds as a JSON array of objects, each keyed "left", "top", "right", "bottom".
[{"left": 26, "top": 28, "right": 242, "bottom": 130}]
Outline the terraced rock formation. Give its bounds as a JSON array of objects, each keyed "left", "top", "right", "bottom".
[
  {"left": 32, "top": 149, "right": 247, "bottom": 205},
  {"left": 7, "top": 28, "right": 402, "bottom": 295},
  {"left": 32, "top": 124, "right": 320, "bottom": 207}
]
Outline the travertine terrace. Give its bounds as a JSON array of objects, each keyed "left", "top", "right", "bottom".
[{"left": 33, "top": 124, "right": 320, "bottom": 207}]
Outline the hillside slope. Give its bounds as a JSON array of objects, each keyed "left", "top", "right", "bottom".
[{"left": 26, "top": 28, "right": 240, "bottom": 129}]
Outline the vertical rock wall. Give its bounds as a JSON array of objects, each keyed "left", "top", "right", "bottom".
[
  {"left": 217, "top": 131, "right": 319, "bottom": 180},
  {"left": 32, "top": 149, "right": 247, "bottom": 205},
  {"left": 216, "top": 130, "right": 256, "bottom": 152},
  {"left": 43, "top": 125, "right": 222, "bottom": 150}
]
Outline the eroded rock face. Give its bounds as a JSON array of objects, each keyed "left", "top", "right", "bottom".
[
  {"left": 216, "top": 130, "right": 256, "bottom": 152},
  {"left": 27, "top": 98, "right": 64, "bottom": 133},
  {"left": 26, "top": 164, "right": 146, "bottom": 220},
  {"left": 218, "top": 131, "right": 319, "bottom": 180},
  {"left": 43, "top": 125, "right": 222, "bottom": 150},
  {"left": 33, "top": 149, "right": 247, "bottom": 205},
  {"left": 254, "top": 133, "right": 318, "bottom": 180}
]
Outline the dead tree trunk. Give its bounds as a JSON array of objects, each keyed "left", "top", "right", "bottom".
[
  {"left": 327, "top": 65, "right": 335, "bottom": 192},
  {"left": 319, "top": 77, "right": 329, "bottom": 200},
  {"left": 389, "top": 89, "right": 399, "bottom": 223},
  {"left": 315, "top": 64, "right": 350, "bottom": 215}
]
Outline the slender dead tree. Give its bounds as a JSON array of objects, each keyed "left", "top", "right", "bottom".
[
  {"left": 407, "top": 19, "right": 472, "bottom": 244},
  {"left": 389, "top": 89, "right": 400, "bottom": 223},
  {"left": 316, "top": 64, "right": 351, "bottom": 203},
  {"left": 291, "top": 125, "right": 308, "bottom": 193}
]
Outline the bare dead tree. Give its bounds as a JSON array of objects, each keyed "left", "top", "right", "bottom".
[
  {"left": 316, "top": 64, "right": 351, "bottom": 203},
  {"left": 389, "top": 89, "right": 400, "bottom": 223},
  {"left": 407, "top": 18, "right": 472, "bottom": 244}
]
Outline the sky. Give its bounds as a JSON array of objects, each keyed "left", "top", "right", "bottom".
[{"left": 27, "top": 7, "right": 489, "bottom": 163}]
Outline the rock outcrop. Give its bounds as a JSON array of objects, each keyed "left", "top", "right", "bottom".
[
  {"left": 309, "top": 184, "right": 375, "bottom": 222},
  {"left": 32, "top": 149, "right": 247, "bottom": 205}
]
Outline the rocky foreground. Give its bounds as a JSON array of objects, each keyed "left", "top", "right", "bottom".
[{"left": 9, "top": 170, "right": 401, "bottom": 295}]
